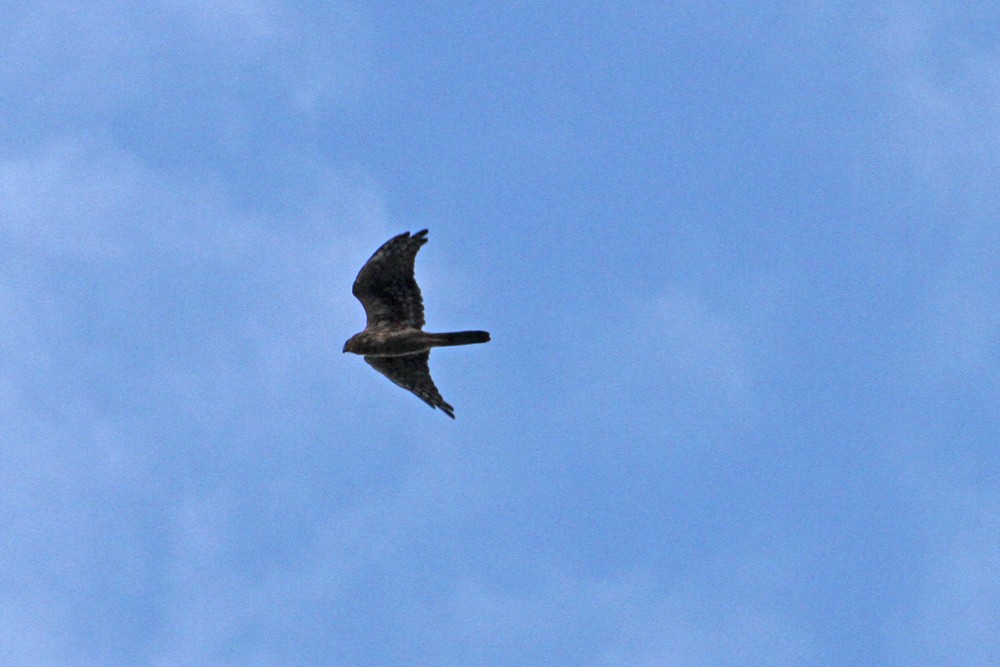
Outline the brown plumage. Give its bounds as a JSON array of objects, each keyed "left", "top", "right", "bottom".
[{"left": 344, "top": 229, "right": 490, "bottom": 418}]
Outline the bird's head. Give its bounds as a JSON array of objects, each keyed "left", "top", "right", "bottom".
[{"left": 343, "top": 334, "right": 361, "bottom": 354}]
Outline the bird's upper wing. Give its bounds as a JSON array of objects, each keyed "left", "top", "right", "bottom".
[
  {"left": 364, "top": 352, "right": 455, "bottom": 418},
  {"left": 352, "top": 230, "right": 428, "bottom": 329}
]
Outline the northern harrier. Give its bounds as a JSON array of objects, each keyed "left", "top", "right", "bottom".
[{"left": 344, "top": 229, "right": 490, "bottom": 418}]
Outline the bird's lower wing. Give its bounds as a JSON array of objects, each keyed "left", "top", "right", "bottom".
[{"left": 364, "top": 352, "right": 455, "bottom": 418}]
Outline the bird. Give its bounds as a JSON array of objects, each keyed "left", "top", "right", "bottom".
[{"left": 344, "top": 229, "right": 490, "bottom": 418}]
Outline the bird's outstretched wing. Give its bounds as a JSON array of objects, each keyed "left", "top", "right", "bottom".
[
  {"left": 364, "top": 352, "right": 455, "bottom": 418},
  {"left": 352, "top": 229, "right": 428, "bottom": 329}
]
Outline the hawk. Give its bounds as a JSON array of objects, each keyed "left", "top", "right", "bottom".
[{"left": 344, "top": 229, "right": 490, "bottom": 418}]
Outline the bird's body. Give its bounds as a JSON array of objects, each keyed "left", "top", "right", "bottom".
[
  {"left": 344, "top": 329, "right": 490, "bottom": 357},
  {"left": 344, "top": 229, "right": 489, "bottom": 418}
]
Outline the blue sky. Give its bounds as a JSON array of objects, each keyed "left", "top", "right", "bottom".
[{"left": 1, "top": 2, "right": 998, "bottom": 665}]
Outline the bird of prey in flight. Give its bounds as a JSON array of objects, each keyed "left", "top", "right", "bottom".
[{"left": 344, "top": 229, "right": 490, "bottom": 418}]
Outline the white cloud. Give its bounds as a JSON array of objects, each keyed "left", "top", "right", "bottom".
[
  {"left": 386, "top": 562, "right": 815, "bottom": 665},
  {"left": 0, "top": 2, "right": 369, "bottom": 131},
  {"left": 875, "top": 3, "right": 1000, "bottom": 198},
  {"left": 918, "top": 263, "right": 1000, "bottom": 381},
  {"left": 0, "top": 123, "right": 472, "bottom": 666},
  {"left": 648, "top": 286, "right": 756, "bottom": 410},
  {"left": 599, "top": 598, "right": 815, "bottom": 667},
  {"left": 868, "top": 3, "right": 1000, "bottom": 380},
  {"left": 136, "top": 436, "right": 489, "bottom": 664},
  {"left": 913, "top": 492, "right": 1000, "bottom": 665},
  {"left": 881, "top": 441, "right": 1000, "bottom": 666},
  {"left": 868, "top": 9, "right": 1000, "bottom": 662},
  {"left": 0, "top": 130, "right": 392, "bottom": 662},
  {"left": 167, "top": 0, "right": 285, "bottom": 40},
  {"left": 584, "top": 284, "right": 763, "bottom": 439}
]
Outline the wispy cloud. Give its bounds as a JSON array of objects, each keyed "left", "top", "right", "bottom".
[
  {"left": 911, "top": 489, "right": 1000, "bottom": 665},
  {"left": 870, "top": 2, "right": 1000, "bottom": 381},
  {"left": 0, "top": 2, "right": 369, "bottom": 151},
  {"left": 865, "top": 5, "right": 1000, "bottom": 663},
  {"left": 0, "top": 135, "right": 385, "bottom": 664},
  {"left": 370, "top": 560, "right": 815, "bottom": 665},
  {"left": 573, "top": 283, "right": 764, "bottom": 445}
]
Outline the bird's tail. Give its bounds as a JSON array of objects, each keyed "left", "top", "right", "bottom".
[{"left": 429, "top": 331, "right": 491, "bottom": 347}]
